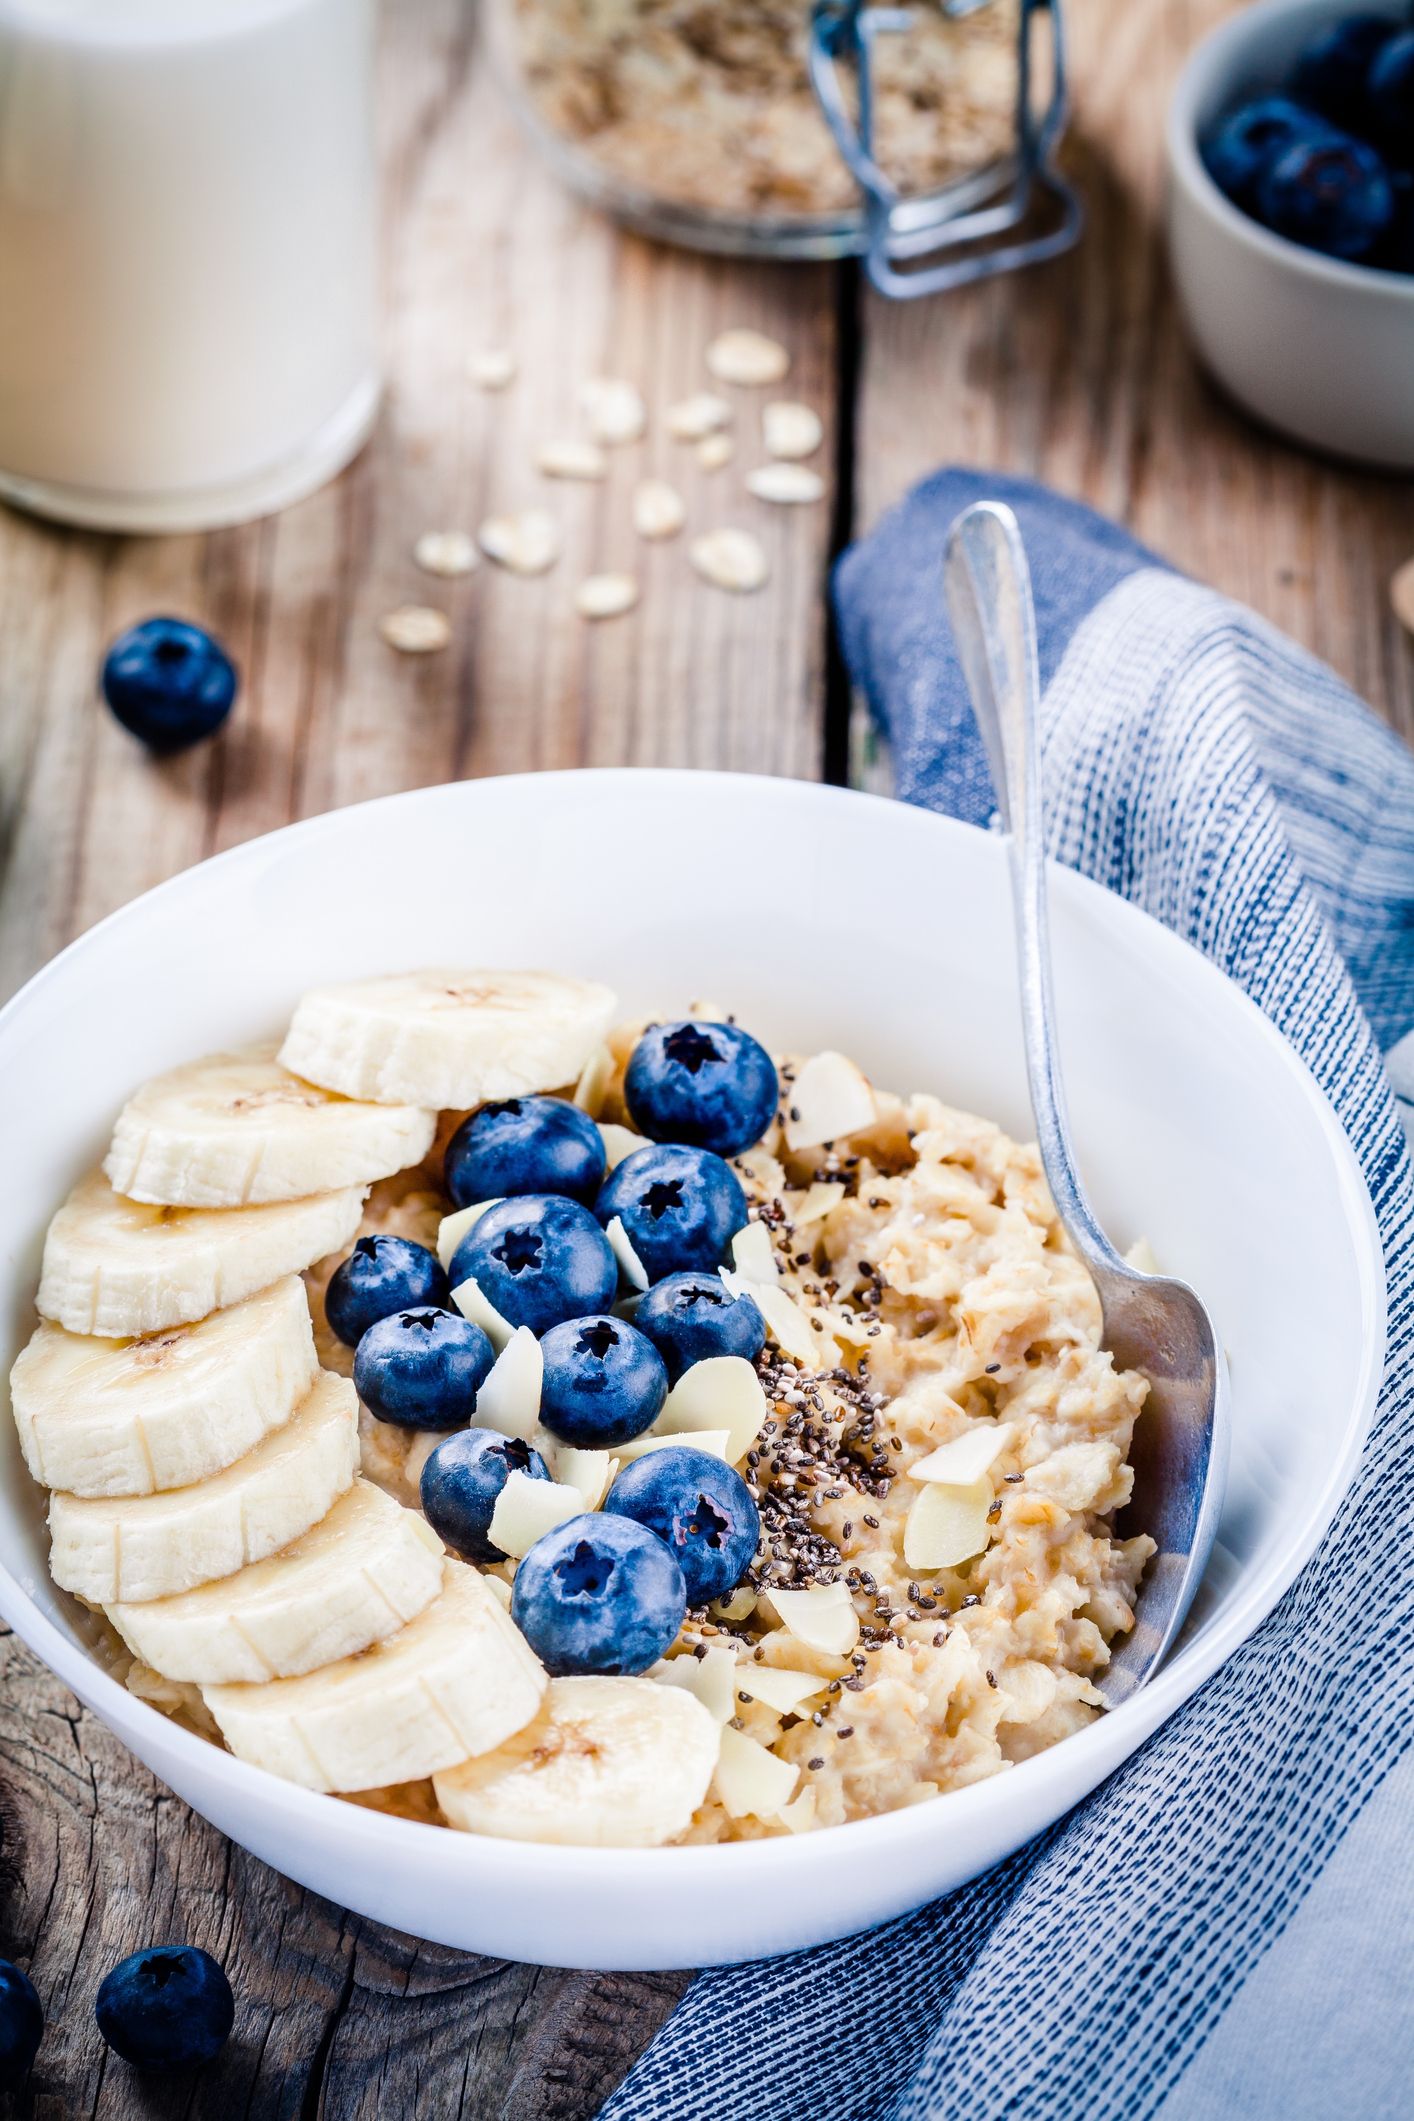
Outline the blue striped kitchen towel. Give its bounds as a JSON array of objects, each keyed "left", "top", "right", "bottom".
[{"left": 602, "top": 470, "right": 1414, "bottom": 2121}]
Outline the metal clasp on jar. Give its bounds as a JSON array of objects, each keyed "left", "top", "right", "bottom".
[{"left": 807, "top": 0, "right": 1083, "bottom": 296}]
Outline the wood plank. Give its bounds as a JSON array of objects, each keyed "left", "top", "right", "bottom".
[{"left": 854, "top": 0, "right": 1414, "bottom": 756}]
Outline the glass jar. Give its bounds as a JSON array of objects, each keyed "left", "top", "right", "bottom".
[{"left": 486, "top": 0, "right": 1080, "bottom": 296}]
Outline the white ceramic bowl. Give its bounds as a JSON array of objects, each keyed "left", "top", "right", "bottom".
[
  {"left": 1167, "top": 0, "right": 1414, "bottom": 468},
  {"left": 0, "top": 771, "right": 1385, "bottom": 1970}
]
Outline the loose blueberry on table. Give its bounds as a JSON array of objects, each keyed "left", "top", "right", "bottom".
[
  {"left": 0, "top": 1958, "right": 43, "bottom": 2089},
  {"left": 635, "top": 1269, "right": 767, "bottom": 1381},
  {"left": 624, "top": 1018, "right": 779, "bottom": 1157},
  {"left": 94, "top": 1946, "right": 234, "bottom": 2071},
  {"left": 325, "top": 1233, "right": 449, "bottom": 1347},
  {"left": 444, "top": 1094, "right": 606, "bottom": 1207},
  {"left": 450, "top": 1193, "right": 619, "bottom": 1333},
  {"left": 101, "top": 617, "right": 239, "bottom": 752},
  {"left": 538, "top": 1314, "right": 669, "bottom": 1446},
  {"left": 353, "top": 1305, "right": 495, "bottom": 1428},
  {"left": 595, "top": 1141, "right": 748, "bottom": 1282},
  {"left": 604, "top": 1445, "right": 760, "bottom": 1605},
  {"left": 420, "top": 1426, "right": 551, "bottom": 1563},
  {"left": 511, "top": 1513, "right": 688, "bottom": 1675}
]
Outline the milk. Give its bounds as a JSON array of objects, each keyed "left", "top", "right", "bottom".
[{"left": 0, "top": 0, "right": 379, "bottom": 531}]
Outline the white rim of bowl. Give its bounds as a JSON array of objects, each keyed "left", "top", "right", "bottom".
[
  {"left": 0, "top": 770, "right": 1389, "bottom": 1890},
  {"left": 1166, "top": 0, "right": 1414, "bottom": 301}
]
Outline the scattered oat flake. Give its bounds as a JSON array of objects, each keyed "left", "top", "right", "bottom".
[
  {"left": 576, "top": 573, "right": 639, "bottom": 619},
  {"left": 479, "top": 510, "right": 562, "bottom": 575},
  {"left": 468, "top": 349, "right": 516, "bottom": 389},
  {"left": 581, "top": 377, "right": 646, "bottom": 444},
  {"left": 706, "top": 329, "right": 790, "bottom": 386},
  {"left": 414, "top": 530, "right": 479, "bottom": 577},
  {"left": 1392, "top": 556, "right": 1414, "bottom": 637},
  {"left": 633, "top": 479, "right": 686, "bottom": 540},
  {"left": 690, "top": 528, "right": 769, "bottom": 593},
  {"left": 697, "top": 433, "right": 735, "bottom": 471},
  {"left": 667, "top": 393, "right": 731, "bottom": 440},
  {"left": 379, "top": 605, "right": 452, "bottom": 653},
  {"left": 747, "top": 463, "right": 825, "bottom": 506},
  {"left": 763, "top": 401, "right": 823, "bottom": 460},
  {"left": 537, "top": 438, "right": 608, "bottom": 480}
]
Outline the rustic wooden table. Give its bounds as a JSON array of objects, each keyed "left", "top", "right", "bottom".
[{"left": 0, "top": 1, "right": 1409, "bottom": 2114}]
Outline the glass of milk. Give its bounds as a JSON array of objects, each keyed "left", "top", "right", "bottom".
[{"left": 0, "top": 0, "right": 379, "bottom": 532}]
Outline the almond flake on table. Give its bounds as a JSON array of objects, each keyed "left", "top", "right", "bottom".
[
  {"left": 633, "top": 479, "right": 686, "bottom": 540},
  {"left": 479, "top": 510, "right": 562, "bottom": 575},
  {"left": 689, "top": 528, "right": 769, "bottom": 593},
  {"left": 705, "top": 328, "right": 790, "bottom": 386},
  {"left": 763, "top": 401, "right": 823, "bottom": 460},
  {"left": 575, "top": 573, "right": 639, "bottom": 619},
  {"left": 697, "top": 433, "right": 735, "bottom": 471},
  {"left": 580, "top": 377, "right": 646, "bottom": 445},
  {"left": 667, "top": 392, "right": 731, "bottom": 440},
  {"left": 537, "top": 438, "right": 608, "bottom": 480},
  {"left": 467, "top": 348, "right": 516, "bottom": 389},
  {"left": 413, "top": 530, "right": 479, "bottom": 577},
  {"left": 379, "top": 605, "right": 452, "bottom": 653},
  {"left": 1392, "top": 556, "right": 1414, "bottom": 637},
  {"left": 747, "top": 463, "right": 825, "bottom": 505}
]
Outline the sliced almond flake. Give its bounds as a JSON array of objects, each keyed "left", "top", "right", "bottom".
[
  {"left": 479, "top": 510, "right": 562, "bottom": 575},
  {"left": 580, "top": 377, "right": 646, "bottom": 444},
  {"left": 468, "top": 348, "right": 516, "bottom": 390},
  {"left": 575, "top": 573, "right": 639, "bottom": 620},
  {"left": 763, "top": 401, "right": 823, "bottom": 460},
  {"left": 437, "top": 1199, "right": 503, "bottom": 1271},
  {"left": 413, "top": 530, "right": 479, "bottom": 578},
  {"left": 537, "top": 438, "right": 608, "bottom": 481},
  {"left": 599, "top": 1121, "right": 650, "bottom": 1169},
  {"left": 713, "top": 1725, "right": 799, "bottom": 1819},
  {"left": 793, "top": 1180, "right": 846, "bottom": 1228},
  {"left": 747, "top": 463, "right": 825, "bottom": 506},
  {"left": 473, "top": 1324, "right": 543, "bottom": 1437},
  {"left": 605, "top": 1213, "right": 650, "bottom": 1292},
  {"left": 706, "top": 328, "right": 791, "bottom": 387},
  {"left": 784, "top": 1050, "right": 878, "bottom": 1152},
  {"left": 903, "top": 1477, "right": 994, "bottom": 1572},
  {"left": 654, "top": 1644, "right": 738, "bottom": 1724},
  {"left": 735, "top": 1665, "right": 826, "bottom": 1716},
  {"left": 653, "top": 1354, "right": 768, "bottom": 1463},
  {"left": 1391, "top": 556, "right": 1414, "bottom": 636},
  {"left": 697, "top": 433, "right": 735, "bottom": 471},
  {"left": 908, "top": 1422, "right": 1015, "bottom": 1487},
  {"left": 379, "top": 605, "right": 451, "bottom": 653},
  {"left": 667, "top": 392, "right": 731, "bottom": 440},
  {"left": 777, "top": 1786, "right": 818, "bottom": 1833},
  {"left": 487, "top": 1469, "right": 583, "bottom": 1559},
  {"left": 763, "top": 1581, "right": 860, "bottom": 1657},
  {"left": 480, "top": 1570, "right": 513, "bottom": 1610},
  {"left": 617, "top": 1427, "right": 731, "bottom": 1465},
  {"left": 633, "top": 478, "right": 687, "bottom": 540},
  {"left": 729, "top": 1220, "right": 778, "bottom": 1284},
  {"left": 573, "top": 1043, "right": 615, "bottom": 1116},
  {"left": 555, "top": 1446, "right": 617, "bottom": 1511},
  {"left": 712, "top": 1584, "right": 758, "bottom": 1624},
  {"left": 724, "top": 1270, "right": 839, "bottom": 1368},
  {"left": 452, "top": 1273, "right": 515, "bottom": 1354},
  {"left": 1124, "top": 1235, "right": 1162, "bottom": 1275},
  {"left": 403, "top": 1431, "right": 443, "bottom": 1492},
  {"left": 689, "top": 528, "right": 768, "bottom": 594}
]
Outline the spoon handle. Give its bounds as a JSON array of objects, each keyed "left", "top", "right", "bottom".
[{"left": 942, "top": 501, "right": 1125, "bottom": 1287}]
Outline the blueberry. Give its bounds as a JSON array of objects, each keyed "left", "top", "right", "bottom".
[
  {"left": 624, "top": 1020, "right": 778, "bottom": 1156},
  {"left": 1255, "top": 133, "right": 1395, "bottom": 258},
  {"left": 419, "top": 1425, "right": 550, "bottom": 1563},
  {"left": 634, "top": 1270, "right": 766, "bottom": 1382},
  {"left": 95, "top": 1946, "right": 234, "bottom": 2071},
  {"left": 595, "top": 1144, "right": 747, "bottom": 1282},
  {"left": 353, "top": 1306, "right": 495, "bottom": 1429},
  {"left": 1292, "top": 13, "right": 1397, "bottom": 129},
  {"left": 449, "top": 1194, "right": 618, "bottom": 1335},
  {"left": 604, "top": 1446, "right": 760, "bottom": 1605},
  {"left": 538, "top": 1315, "right": 668, "bottom": 1446},
  {"left": 325, "top": 1234, "right": 449, "bottom": 1348},
  {"left": 1203, "top": 96, "right": 1327, "bottom": 206},
  {"left": 1367, "top": 31, "right": 1414, "bottom": 164},
  {"left": 0, "top": 1960, "right": 42, "bottom": 2089},
  {"left": 101, "top": 618, "right": 237, "bottom": 753},
  {"left": 511, "top": 1513, "right": 686, "bottom": 1675},
  {"left": 444, "top": 1095, "right": 606, "bottom": 1208}
]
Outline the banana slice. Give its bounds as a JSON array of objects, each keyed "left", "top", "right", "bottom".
[
  {"left": 37, "top": 1168, "right": 365, "bottom": 1337},
  {"left": 109, "top": 1481, "right": 445, "bottom": 1683},
  {"left": 434, "top": 1675, "right": 720, "bottom": 1848},
  {"left": 279, "top": 969, "right": 616, "bottom": 1109},
  {"left": 48, "top": 1371, "right": 359, "bottom": 1603},
  {"left": 104, "top": 1042, "right": 434, "bottom": 1208},
  {"left": 203, "top": 1560, "right": 546, "bottom": 1792},
  {"left": 9, "top": 1276, "right": 317, "bottom": 1498}
]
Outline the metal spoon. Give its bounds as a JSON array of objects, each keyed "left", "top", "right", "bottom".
[{"left": 943, "top": 500, "right": 1229, "bottom": 1704}]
